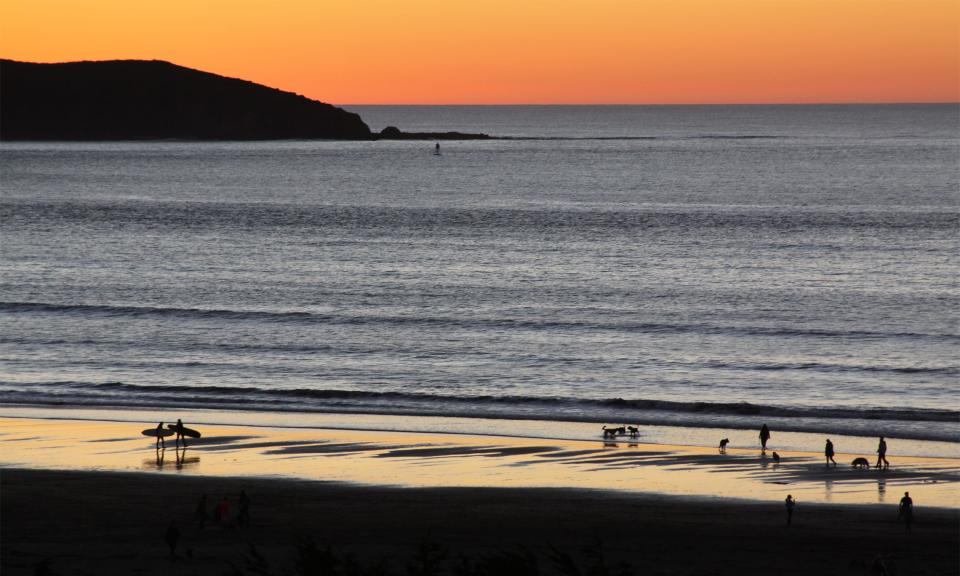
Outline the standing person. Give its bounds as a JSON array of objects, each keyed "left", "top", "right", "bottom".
[
  {"left": 898, "top": 491, "right": 913, "bottom": 534},
  {"left": 164, "top": 520, "right": 180, "bottom": 557},
  {"left": 216, "top": 496, "right": 231, "bottom": 525},
  {"left": 825, "top": 439, "right": 837, "bottom": 468},
  {"left": 174, "top": 419, "right": 186, "bottom": 450},
  {"left": 876, "top": 436, "right": 889, "bottom": 469},
  {"left": 785, "top": 494, "right": 795, "bottom": 525},
  {"left": 155, "top": 422, "right": 166, "bottom": 450},
  {"left": 238, "top": 490, "right": 250, "bottom": 528},
  {"left": 759, "top": 424, "right": 771, "bottom": 453}
]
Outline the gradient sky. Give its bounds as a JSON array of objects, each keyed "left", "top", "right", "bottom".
[{"left": 2, "top": 0, "right": 957, "bottom": 104}]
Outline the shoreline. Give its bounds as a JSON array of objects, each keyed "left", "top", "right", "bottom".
[
  {"left": 0, "top": 414, "right": 956, "bottom": 508},
  {"left": 3, "top": 467, "right": 957, "bottom": 576},
  {"left": 2, "top": 404, "right": 957, "bottom": 458}
]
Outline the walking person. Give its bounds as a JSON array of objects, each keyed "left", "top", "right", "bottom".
[
  {"left": 824, "top": 439, "right": 837, "bottom": 468},
  {"left": 876, "top": 436, "right": 889, "bottom": 469},
  {"left": 174, "top": 418, "right": 186, "bottom": 450},
  {"left": 164, "top": 520, "right": 180, "bottom": 558},
  {"left": 759, "top": 424, "right": 771, "bottom": 453},
  {"left": 238, "top": 490, "right": 250, "bottom": 528},
  {"left": 898, "top": 491, "right": 913, "bottom": 534},
  {"left": 155, "top": 422, "right": 166, "bottom": 450},
  {"left": 785, "top": 494, "right": 796, "bottom": 525}
]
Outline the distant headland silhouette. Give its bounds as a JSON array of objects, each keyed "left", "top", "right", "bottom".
[{"left": 0, "top": 59, "right": 490, "bottom": 141}]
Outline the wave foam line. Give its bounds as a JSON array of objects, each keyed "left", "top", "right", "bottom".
[
  {"left": 3, "top": 301, "right": 957, "bottom": 342},
  {"left": 3, "top": 380, "right": 956, "bottom": 425}
]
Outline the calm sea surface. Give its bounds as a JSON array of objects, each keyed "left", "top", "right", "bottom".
[{"left": 1, "top": 105, "right": 958, "bottom": 443}]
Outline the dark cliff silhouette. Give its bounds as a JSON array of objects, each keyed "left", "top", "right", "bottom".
[
  {"left": 0, "top": 59, "right": 371, "bottom": 140},
  {"left": 1, "top": 59, "right": 491, "bottom": 141}
]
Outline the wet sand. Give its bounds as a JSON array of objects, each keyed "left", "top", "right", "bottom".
[
  {"left": 1, "top": 416, "right": 958, "bottom": 574},
  {"left": 0, "top": 416, "right": 957, "bottom": 505}
]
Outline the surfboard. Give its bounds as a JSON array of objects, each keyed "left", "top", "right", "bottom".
[
  {"left": 142, "top": 428, "right": 175, "bottom": 438},
  {"left": 166, "top": 424, "right": 202, "bottom": 438}
]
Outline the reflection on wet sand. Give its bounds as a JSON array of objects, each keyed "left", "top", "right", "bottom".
[
  {"left": 2, "top": 417, "right": 957, "bottom": 507},
  {"left": 144, "top": 447, "right": 200, "bottom": 471}
]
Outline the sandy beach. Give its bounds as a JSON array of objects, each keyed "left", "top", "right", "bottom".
[
  {"left": 1, "top": 415, "right": 958, "bottom": 575},
  {"left": 4, "top": 6, "right": 959, "bottom": 572},
  {"left": 3, "top": 468, "right": 958, "bottom": 576},
  {"left": 0, "top": 414, "right": 957, "bottom": 504}
]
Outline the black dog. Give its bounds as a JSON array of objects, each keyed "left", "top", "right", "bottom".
[{"left": 602, "top": 426, "right": 626, "bottom": 439}]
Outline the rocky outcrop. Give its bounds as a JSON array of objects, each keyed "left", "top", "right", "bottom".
[{"left": 377, "top": 126, "right": 490, "bottom": 140}]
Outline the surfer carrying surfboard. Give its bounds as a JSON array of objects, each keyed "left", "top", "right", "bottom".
[
  {"left": 174, "top": 419, "right": 186, "bottom": 449},
  {"left": 167, "top": 419, "right": 201, "bottom": 449},
  {"left": 141, "top": 422, "right": 174, "bottom": 447},
  {"left": 155, "top": 422, "right": 165, "bottom": 449},
  {"left": 143, "top": 420, "right": 200, "bottom": 450}
]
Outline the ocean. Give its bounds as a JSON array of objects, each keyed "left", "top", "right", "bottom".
[{"left": 1, "top": 104, "right": 958, "bottom": 448}]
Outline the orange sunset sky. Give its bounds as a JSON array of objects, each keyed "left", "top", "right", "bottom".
[{"left": 2, "top": 0, "right": 957, "bottom": 104}]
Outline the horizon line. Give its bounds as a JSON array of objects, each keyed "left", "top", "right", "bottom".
[{"left": 338, "top": 101, "right": 960, "bottom": 107}]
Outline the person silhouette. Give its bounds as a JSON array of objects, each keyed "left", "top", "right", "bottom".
[
  {"left": 165, "top": 520, "right": 180, "bottom": 557},
  {"left": 825, "top": 439, "right": 836, "bottom": 468},
  {"left": 215, "top": 496, "right": 231, "bottom": 525},
  {"left": 876, "top": 436, "right": 889, "bottom": 469},
  {"left": 871, "top": 554, "right": 889, "bottom": 576},
  {"left": 898, "top": 491, "right": 913, "bottom": 534},
  {"left": 155, "top": 422, "right": 166, "bottom": 449},
  {"left": 759, "top": 424, "right": 771, "bottom": 453},
  {"left": 174, "top": 419, "right": 188, "bottom": 450},
  {"left": 434, "top": 142, "right": 440, "bottom": 155},
  {"left": 238, "top": 490, "right": 250, "bottom": 528},
  {"left": 785, "top": 494, "right": 795, "bottom": 525}
]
